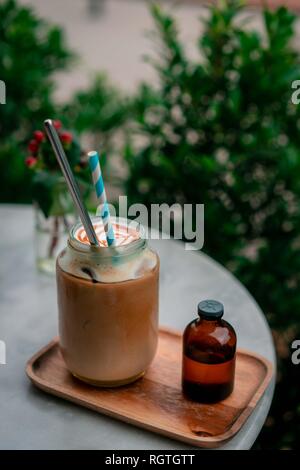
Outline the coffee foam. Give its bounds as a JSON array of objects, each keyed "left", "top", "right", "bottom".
[
  {"left": 75, "top": 221, "right": 140, "bottom": 247},
  {"left": 58, "top": 221, "right": 157, "bottom": 283}
]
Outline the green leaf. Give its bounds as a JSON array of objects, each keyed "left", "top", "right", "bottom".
[{"left": 32, "top": 171, "right": 60, "bottom": 218}]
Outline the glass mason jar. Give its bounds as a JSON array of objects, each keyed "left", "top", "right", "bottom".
[
  {"left": 34, "top": 179, "right": 75, "bottom": 275},
  {"left": 56, "top": 217, "right": 159, "bottom": 387}
]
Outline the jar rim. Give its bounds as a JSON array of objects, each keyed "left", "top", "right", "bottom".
[{"left": 69, "top": 216, "right": 147, "bottom": 259}]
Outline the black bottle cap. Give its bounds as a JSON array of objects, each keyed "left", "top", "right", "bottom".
[{"left": 198, "top": 300, "right": 224, "bottom": 320}]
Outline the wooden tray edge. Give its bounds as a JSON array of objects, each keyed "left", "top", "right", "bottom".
[{"left": 25, "top": 328, "right": 274, "bottom": 449}]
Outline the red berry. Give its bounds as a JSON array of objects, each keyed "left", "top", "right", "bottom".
[
  {"left": 60, "top": 131, "right": 73, "bottom": 145},
  {"left": 53, "top": 120, "right": 62, "bottom": 130},
  {"left": 33, "top": 130, "right": 45, "bottom": 142},
  {"left": 25, "top": 156, "right": 38, "bottom": 168},
  {"left": 28, "top": 139, "right": 39, "bottom": 153}
]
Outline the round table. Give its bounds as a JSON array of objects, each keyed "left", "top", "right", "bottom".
[{"left": 0, "top": 205, "right": 275, "bottom": 450}]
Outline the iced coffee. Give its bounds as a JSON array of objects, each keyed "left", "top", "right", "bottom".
[{"left": 56, "top": 217, "right": 159, "bottom": 387}]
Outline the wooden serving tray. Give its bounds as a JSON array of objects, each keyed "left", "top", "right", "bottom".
[{"left": 26, "top": 327, "right": 273, "bottom": 448}]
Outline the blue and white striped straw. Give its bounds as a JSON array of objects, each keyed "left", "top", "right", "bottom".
[{"left": 88, "top": 150, "right": 116, "bottom": 247}]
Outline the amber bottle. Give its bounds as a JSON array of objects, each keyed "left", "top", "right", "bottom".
[{"left": 182, "top": 300, "right": 236, "bottom": 403}]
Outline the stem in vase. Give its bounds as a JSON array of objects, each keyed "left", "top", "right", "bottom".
[{"left": 48, "top": 216, "right": 60, "bottom": 259}]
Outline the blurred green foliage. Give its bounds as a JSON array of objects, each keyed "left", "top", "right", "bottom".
[
  {"left": 124, "top": 1, "right": 300, "bottom": 448},
  {"left": 63, "top": 74, "right": 129, "bottom": 152},
  {"left": 126, "top": 1, "right": 300, "bottom": 331},
  {"left": 0, "top": 0, "right": 124, "bottom": 204},
  {"left": 0, "top": 0, "right": 73, "bottom": 202}
]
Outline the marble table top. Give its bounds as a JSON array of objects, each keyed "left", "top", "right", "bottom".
[{"left": 0, "top": 204, "right": 275, "bottom": 450}]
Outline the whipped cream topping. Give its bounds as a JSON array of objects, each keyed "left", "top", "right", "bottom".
[{"left": 75, "top": 221, "right": 140, "bottom": 247}]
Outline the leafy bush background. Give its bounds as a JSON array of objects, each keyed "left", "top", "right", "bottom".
[
  {"left": 124, "top": 1, "right": 300, "bottom": 448},
  {"left": 0, "top": 0, "right": 73, "bottom": 202},
  {"left": 0, "top": 0, "right": 124, "bottom": 203},
  {"left": 0, "top": 0, "right": 299, "bottom": 448}
]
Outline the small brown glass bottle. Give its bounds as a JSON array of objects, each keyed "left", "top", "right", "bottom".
[{"left": 182, "top": 300, "right": 236, "bottom": 403}]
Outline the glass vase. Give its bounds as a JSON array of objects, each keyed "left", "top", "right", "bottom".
[{"left": 34, "top": 181, "right": 76, "bottom": 275}]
